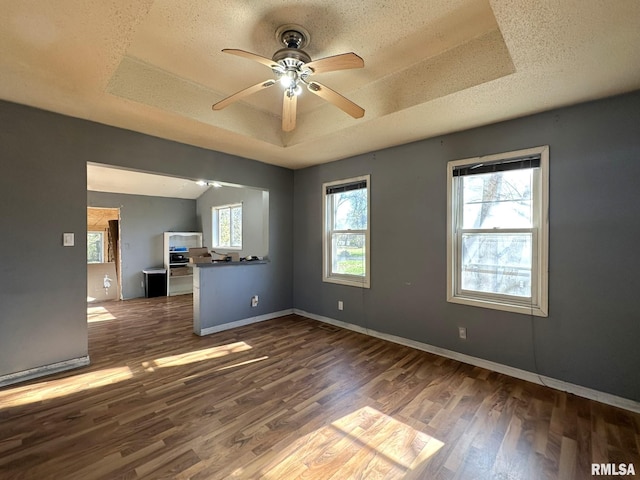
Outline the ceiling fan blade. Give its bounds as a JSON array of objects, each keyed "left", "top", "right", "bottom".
[
  {"left": 282, "top": 91, "right": 297, "bottom": 132},
  {"left": 307, "top": 81, "right": 365, "bottom": 119},
  {"left": 304, "top": 53, "right": 364, "bottom": 74},
  {"left": 222, "top": 49, "right": 282, "bottom": 70},
  {"left": 212, "top": 79, "right": 276, "bottom": 110}
]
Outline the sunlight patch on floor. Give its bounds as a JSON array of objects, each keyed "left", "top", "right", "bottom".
[
  {"left": 0, "top": 366, "right": 133, "bottom": 409},
  {"left": 87, "top": 305, "right": 117, "bottom": 323},
  {"left": 142, "top": 341, "right": 253, "bottom": 371},
  {"left": 259, "top": 405, "right": 444, "bottom": 478},
  {"left": 212, "top": 356, "right": 269, "bottom": 372},
  {"left": 0, "top": 343, "right": 263, "bottom": 409}
]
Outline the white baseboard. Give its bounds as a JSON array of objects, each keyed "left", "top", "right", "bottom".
[
  {"left": 197, "top": 309, "right": 294, "bottom": 336},
  {"left": 294, "top": 309, "right": 640, "bottom": 414},
  {"left": 0, "top": 356, "right": 91, "bottom": 388}
]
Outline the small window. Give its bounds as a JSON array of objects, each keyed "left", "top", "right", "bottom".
[
  {"left": 87, "top": 231, "right": 104, "bottom": 263},
  {"left": 447, "top": 146, "right": 549, "bottom": 316},
  {"left": 323, "top": 175, "right": 370, "bottom": 288},
  {"left": 212, "top": 203, "right": 242, "bottom": 249}
]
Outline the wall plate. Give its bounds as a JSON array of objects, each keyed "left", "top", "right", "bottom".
[{"left": 63, "top": 233, "right": 75, "bottom": 247}]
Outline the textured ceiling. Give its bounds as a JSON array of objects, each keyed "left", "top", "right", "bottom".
[
  {"left": 87, "top": 163, "right": 213, "bottom": 199},
  {"left": 1, "top": 1, "right": 639, "bottom": 169}
]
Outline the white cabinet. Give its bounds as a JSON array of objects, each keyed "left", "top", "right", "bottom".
[{"left": 163, "top": 232, "right": 203, "bottom": 296}]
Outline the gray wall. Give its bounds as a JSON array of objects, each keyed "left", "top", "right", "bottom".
[
  {"left": 87, "top": 191, "right": 197, "bottom": 299},
  {"left": 0, "top": 100, "right": 293, "bottom": 378},
  {"left": 3, "top": 90, "right": 639, "bottom": 403},
  {"left": 196, "top": 185, "right": 268, "bottom": 257},
  {"left": 194, "top": 263, "right": 275, "bottom": 334},
  {"left": 293, "top": 90, "right": 640, "bottom": 402},
  {"left": 0, "top": 107, "right": 88, "bottom": 376}
]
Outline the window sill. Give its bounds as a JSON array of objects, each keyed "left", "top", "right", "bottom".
[
  {"left": 323, "top": 275, "right": 370, "bottom": 289},
  {"left": 447, "top": 294, "right": 547, "bottom": 317}
]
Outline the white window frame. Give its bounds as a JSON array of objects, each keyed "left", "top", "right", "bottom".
[
  {"left": 323, "top": 175, "right": 371, "bottom": 288},
  {"left": 212, "top": 203, "right": 243, "bottom": 250},
  {"left": 446, "top": 146, "right": 549, "bottom": 316},
  {"left": 87, "top": 231, "right": 105, "bottom": 264}
]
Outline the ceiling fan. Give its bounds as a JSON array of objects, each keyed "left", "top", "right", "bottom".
[{"left": 212, "top": 24, "right": 365, "bottom": 132}]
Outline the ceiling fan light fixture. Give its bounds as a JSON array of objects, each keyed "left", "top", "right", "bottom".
[
  {"left": 280, "top": 70, "right": 297, "bottom": 88},
  {"left": 213, "top": 24, "right": 365, "bottom": 131},
  {"left": 279, "top": 76, "right": 291, "bottom": 88},
  {"left": 284, "top": 84, "right": 302, "bottom": 98}
]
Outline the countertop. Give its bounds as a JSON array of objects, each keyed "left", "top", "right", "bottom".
[{"left": 189, "top": 260, "right": 268, "bottom": 268}]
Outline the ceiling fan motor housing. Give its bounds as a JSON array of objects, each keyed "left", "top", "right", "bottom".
[
  {"left": 272, "top": 25, "right": 312, "bottom": 70},
  {"left": 281, "top": 30, "right": 305, "bottom": 48},
  {"left": 275, "top": 24, "right": 311, "bottom": 49},
  {"left": 272, "top": 48, "right": 311, "bottom": 65}
]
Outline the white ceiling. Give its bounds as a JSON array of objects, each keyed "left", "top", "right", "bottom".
[
  {"left": 1, "top": 1, "right": 639, "bottom": 169},
  {"left": 87, "top": 163, "right": 210, "bottom": 199}
]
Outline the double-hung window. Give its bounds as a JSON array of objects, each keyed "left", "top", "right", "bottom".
[
  {"left": 323, "top": 175, "right": 370, "bottom": 288},
  {"left": 447, "top": 146, "right": 548, "bottom": 316},
  {"left": 212, "top": 203, "right": 242, "bottom": 249}
]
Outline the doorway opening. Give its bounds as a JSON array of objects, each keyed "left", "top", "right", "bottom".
[{"left": 87, "top": 207, "right": 122, "bottom": 303}]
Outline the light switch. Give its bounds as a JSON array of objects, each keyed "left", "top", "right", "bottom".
[{"left": 63, "top": 233, "right": 75, "bottom": 247}]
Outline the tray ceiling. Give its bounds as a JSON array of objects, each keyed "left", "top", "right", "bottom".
[{"left": 1, "top": 1, "right": 639, "bottom": 169}]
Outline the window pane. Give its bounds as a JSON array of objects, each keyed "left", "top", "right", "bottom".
[
  {"left": 333, "top": 189, "right": 367, "bottom": 230},
  {"left": 462, "top": 169, "right": 533, "bottom": 229},
  {"left": 87, "top": 232, "right": 103, "bottom": 263},
  {"left": 461, "top": 232, "right": 532, "bottom": 297},
  {"left": 231, "top": 206, "right": 242, "bottom": 247},
  {"left": 218, "top": 208, "right": 230, "bottom": 246},
  {"left": 331, "top": 233, "right": 366, "bottom": 276}
]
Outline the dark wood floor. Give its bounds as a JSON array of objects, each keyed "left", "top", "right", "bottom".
[{"left": 1, "top": 296, "right": 639, "bottom": 479}]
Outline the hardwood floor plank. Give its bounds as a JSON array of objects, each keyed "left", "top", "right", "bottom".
[
  {"left": 558, "top": 436, "right": 577, "bottom": 480},
  {"left": 1, "top": 295, "right": 639, "bottom": 479}
]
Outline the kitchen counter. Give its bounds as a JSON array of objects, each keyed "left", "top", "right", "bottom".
[
  {"left": 190, "top": 260, "right": 268, "bottom": 268},
  {"left": 192, "top": 259, "right": 274, "bottom": 336}
]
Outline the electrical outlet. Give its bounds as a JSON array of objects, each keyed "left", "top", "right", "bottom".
[
  {"left": 338, "top": 300, "right": 343, "bottom": 311},
  {"left": 251, "top": 295, "right": 259, "bottom": 307},
  {"left": 458, "top": 327, "right": 467, "bottom": 340}
]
